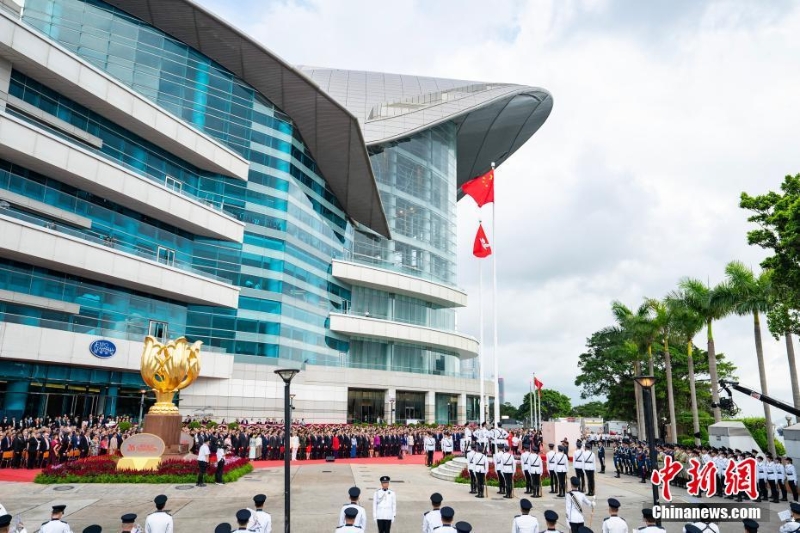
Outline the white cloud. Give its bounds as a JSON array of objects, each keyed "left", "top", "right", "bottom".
[{"left": 198, "top": 0, "right": 800, "bottom": 423}]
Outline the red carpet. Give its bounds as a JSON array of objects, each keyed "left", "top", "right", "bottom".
[{"left": 0, "top": 453, "right": 443, "bottom": 482}]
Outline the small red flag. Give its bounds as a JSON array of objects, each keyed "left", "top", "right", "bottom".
[
  {"left": 534, "top": 377, "right": 544, "bottom": 390},
  {"left": 462, "top": 169, "right": 494, "bottom": 207},
  {"left": 473, "top": 224, "right": 492, "bottom": 258}
]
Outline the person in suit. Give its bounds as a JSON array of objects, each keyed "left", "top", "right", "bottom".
[
  {"left": 26, "top": 432, "right": 39, "bottom": 469},
  {"left": 11, "top": 432, "right": 25, "bottom": 468}
]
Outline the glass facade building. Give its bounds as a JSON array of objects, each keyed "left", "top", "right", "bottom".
[{"left": 0, "top": 0, "right": 551, "bottom": 422}]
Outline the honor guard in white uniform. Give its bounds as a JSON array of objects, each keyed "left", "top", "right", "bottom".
[
  {"left": 543, "top": 511, "right": 563, "bottom": 533},
  {"left": 495, "top": 446, "right": 507, "bottom": 495},
  {"left": 638, "top": 509, "right": 665, "bottom": 533},
  {"left": 521, "top": 447, "right": 532, "bottom": 494},
  {"left": 373, "top": 476, "right": 396, "bottom": 533},
  {"left": 463, "top": 427, "right": 473, "bottom": 455},
  {"left": 547, "top": 444, "right": 557, "bottom": 494},
  {"left": 530, "top": 449, "right": 543, "bottom": 498},
  {"left": 39, "top": 505, "right": 72, "bottom": 533},
  {"left": 248, "top": 494, "right": 272, "bottom": 533},
  {"left": 474, "top": 445, "right": 488, "bottom": 498},
  {"left": 422, "top": 493, "right": 443, "bottom": 533},
  {"left": 454, "top": 522, "right": 472, "bottom": 533},
  {"left": 565, "top": 477, "right": 593, "bottom": 532},
  {"left": 573, "top": 446, "right": 585, "bottom": 492},
  {"left": 555, "top": 447, "right": 569, "bottom": 498},
  {"left": 601, "top": 499, "right": 627, "bottom": 533},
  {"left": 436, "top": 507, "right": 457, "bottom": 532},
  {"left": 213, "top": 524, "right": 231, "bottom": 533},
  {"left": 145, "top": 495, "right": 173, "bottom": 533},
  {"left": 467, "top": 445, "right": 478, "bottom": 494},
  {"left": 756, "top": 456, "right": 767, "bottom": 501},
  {"left": 787, "top": 458, "right": 799, "bottom": 502},
  {"left": 512, "top": 498, "right": 539, "bottom": 533},
  {"left": 338, "top": 487, "right": 366, "bottom": 532},
  {"left": 337, "top": 507, "right": 363, "bottom": 533},
  {"left": 424, "top": 434, "right": 436, "bottom": 466},
  {"left": 768, "top": 456, "right": 780, "bottom": 503},
  {"left": 501, "top": 445, "right": 517, "bottom": 498},
  {"left": 441, "top": 434, "right": 454, "bottom": 456},
  {"left": 583, "top": 445, "right": 596, "bottom": 497},
  {"left": 780, "top": 502, "right": 800, "bottom": 533}
]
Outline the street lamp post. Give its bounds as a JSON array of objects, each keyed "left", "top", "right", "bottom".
[
  {"left": 138, "top": 390, "right": 146, "bottom": 425},
  {"left": 635, "top": 375, "right": 660, "bottom": 525},
  {"left": 389, "top": 398, "right": 395, "bottom": 425},
  {"left": 275, "top": 369, "right": 300, "bottom": 533}
]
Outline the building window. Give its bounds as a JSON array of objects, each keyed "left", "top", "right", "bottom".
[
  {"left": 156, "top": 246, "right": 175, "bottom": 266},
  {"left": 148, "top": 320, "right": 168, "bottom": 341},
  {"left": 165, "top": 175, "right": 182, "bottom": 193}
]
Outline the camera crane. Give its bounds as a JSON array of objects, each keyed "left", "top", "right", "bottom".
[{"left": 718, "top": 379, "right": 800, "bottom": 418}]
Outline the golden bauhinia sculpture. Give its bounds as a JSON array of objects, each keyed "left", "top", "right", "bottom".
[{"left": 140, "top": 336, "right": 202, "bottom": 415}]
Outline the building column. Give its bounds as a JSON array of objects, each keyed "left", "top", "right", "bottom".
[
  {"left": 425, "top": 391, "right": 436, "bottom": 424},
  {"left": 3, "top": 380, "right": 29, "bottom": 419},
  {"left": 0, "top": 57, "right": 11, "bottom": 114},
  {"left": 106, "top": 386, "right": 119, "bottom": 417},
  {"left": 385, "top": 388, "right": 396, "bottom": 425},
  {"left": 458, "top": 393, "right": 467, "bottom": 425}
]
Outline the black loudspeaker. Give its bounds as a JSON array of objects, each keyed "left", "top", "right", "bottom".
[{"left": 325, "top": 455, "right": 335, "bottom": 462}]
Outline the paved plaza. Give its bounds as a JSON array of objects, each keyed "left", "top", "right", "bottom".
[{"left": 0, "top": 462, "right": 785, "bottom": 533}]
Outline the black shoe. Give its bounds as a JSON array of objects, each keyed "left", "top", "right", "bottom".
[
  {"left": 615, "top": 474, "right": 620, "bottom": 478},
  {"left": 197, "top": 483, "right": 206, "bottom": 487},
  {"left": 475, "top": 494, "right": 484, "bottom": 498},
  {"left": 469, "top": 491, "right": 476, "bottom": 494},
  {"left": 782, "top": 498, "right": 788, "bottom": 501}
]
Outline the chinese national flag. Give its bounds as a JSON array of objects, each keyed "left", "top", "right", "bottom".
[
  {"left": 473, "top": 224, "right": 492, "bottom": 258},
  {"left": 462, "top": 169, "right": 494, "bottom": 207},
  {"left": 534, "top": 377, "right": 544, "bottom": 390}
]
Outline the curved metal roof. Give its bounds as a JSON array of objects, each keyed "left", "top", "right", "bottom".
[
  {"left": 105, "top": 0, "right": 391, "bottom": 238},
  {"left": 297, "top": 67, "right": 553, "bottom": 188}
]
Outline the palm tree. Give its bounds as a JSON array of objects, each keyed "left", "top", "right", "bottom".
[
  {"left": 668, "top": 292, "right": 706, "bottom": 444},
  {"left": 611, "top": 301, "right": 658, "bottom": 438},
  {"left": 648, "top": 297, "right": 677, "bottom": 443},
  {"left": 719, "top": 261, "right": 775, "bottom": 455},
  {"left": 679, "top": 278, "right": 732, "bottom": 423}
]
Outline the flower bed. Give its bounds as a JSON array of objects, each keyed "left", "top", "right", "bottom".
[{"left": 35, "top": 455, "right": 253, "bottom": 484}]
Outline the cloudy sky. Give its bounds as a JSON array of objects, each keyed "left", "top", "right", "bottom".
[{"left": 198, "top": 0, "right": 800, "bottom": 420}]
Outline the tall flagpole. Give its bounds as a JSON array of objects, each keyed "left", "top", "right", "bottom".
[
  {"left": 533, "top": 375, "right": 538, "bottom": 429},
  {"left": 537, "top": 386, "right": 542, "bottom": 429},
  {"left": 491, "top": 162, "right": 500, "bottom": 427},
  {"left": 529, "top": 378, "right": 534, "bottom": 428},
  {"left": 479, "top": 244, "right": 485, "bottom": 425}
]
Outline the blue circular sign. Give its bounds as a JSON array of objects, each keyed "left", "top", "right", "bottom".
[{"left": 90, "top": 339, "right": 116, "bottom": 359}]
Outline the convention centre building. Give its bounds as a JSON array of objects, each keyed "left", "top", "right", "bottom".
[{"left": 0, "top": 0, "right": 552, "bottom": 423}]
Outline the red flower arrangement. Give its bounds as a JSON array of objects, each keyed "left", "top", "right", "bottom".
[{"left": 36, "top": 455, "right": 252, "bottom": 484}]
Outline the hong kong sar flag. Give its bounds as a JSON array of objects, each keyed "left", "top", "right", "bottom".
[{"left": 473, "top": 224, "right": 492, "bottom": 258}]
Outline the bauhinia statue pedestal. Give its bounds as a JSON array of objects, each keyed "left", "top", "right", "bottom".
[{"left": 120, "top": 336, "right": 202, "bottom": 469}]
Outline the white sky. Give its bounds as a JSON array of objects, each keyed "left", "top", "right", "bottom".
[{"left": 197, "top": 0, "right": 800, "bottom": 421}]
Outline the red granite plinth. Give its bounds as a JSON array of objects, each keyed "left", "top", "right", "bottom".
[{"left": 144, "top": 413, "right": 184, "bottom": 456}]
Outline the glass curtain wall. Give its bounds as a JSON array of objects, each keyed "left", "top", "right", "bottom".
[
  {"left": 435, "top": 393, "right": 459, "bottom": 425},
  {"left": 396, "top": 391, "right": 425, "bottom": 424},
  {"left": 347, "top": 388, "right": 385, "bottom": 424}
]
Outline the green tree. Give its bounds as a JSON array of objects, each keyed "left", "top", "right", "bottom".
[
  {"left": 500, "top": 402, "right": 518, "bottom": 420},
  {"left": 648, "top": 297, "right": 678, "bottom": 443},
  {"left": 572, "top": 401, "right": 607, "bottom": 418},
  {"left": 767, "top": 298, "right": 800, "bottom": 421},
  {"left": 518, "top": 389, "right": 572, "bottom": 422},
  {"left": 678, "top": 278, "right": 733, "bottom": 423},
  {"left": 667, "top": 290, "right": 706, "bottom": 445},
  {"left": 717, "top": 261, "right": 776, "bottom": 455}
]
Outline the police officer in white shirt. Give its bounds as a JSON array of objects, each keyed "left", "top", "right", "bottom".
[
  {"left": 463, "top": 426, "right": 473, "bottom": 455},
  {"left": 565, "top": 476, "right": 593, "bottom": 533},
  {"left": 779, "top": 457, "right": 790, "bottom": 502},
  {"left": 601, "top": 499, "right": 627, "bottom": 533},
  {"left": 779, "top": 502, "right": 800, "bottom": 533},
  {"left": 638, "top": 509, "right": 665, "bottom": 533},
  {"left": 573, "top": 446, "right": 585, "bottom": 493},
  {"left": 337, "top": 507, "right": 363, "bottom": 533},
  {"left": 555, "top": 447, "right": 569, "bottom": 498},
  {"left": 437, "top": 507, "right": 457, "bottom": 532},
  {"left": 145, "top": 495, "right": 173, "bottom": 533},
  {"left": 248, "top": 494, "right": 272, "bottom": 533},
  {"left": 196, "top": 439, "right": 210, "bottom": 487},
  {"left": 39, "top": 505, "right": 72, "bottom": 533},
  {"left": 546, "top": 444, "right": 557, "bottom": 494},
  {"left": 494, "top": 445, "right": 507, "bottom": 495},
  {"left": 338, "top": 487, "right": 366, "bottom": 532},
  {"left": 501, "top": 444, "right": 516, "bottom": 498},
  {"left": 373, "top": 476, "right": 396, "bottom": 533},
  {"left": 756, "top": 456, "right": 767, "bottom": 502},
  {"left": 768, "top": 455, "right": 780, "bottom": 503},
  {"left": 512, "top": 498, "right": 539, "bottom": 533},
  {"left": 422, "top": 492, "right": 443, "bottom": 533}
]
